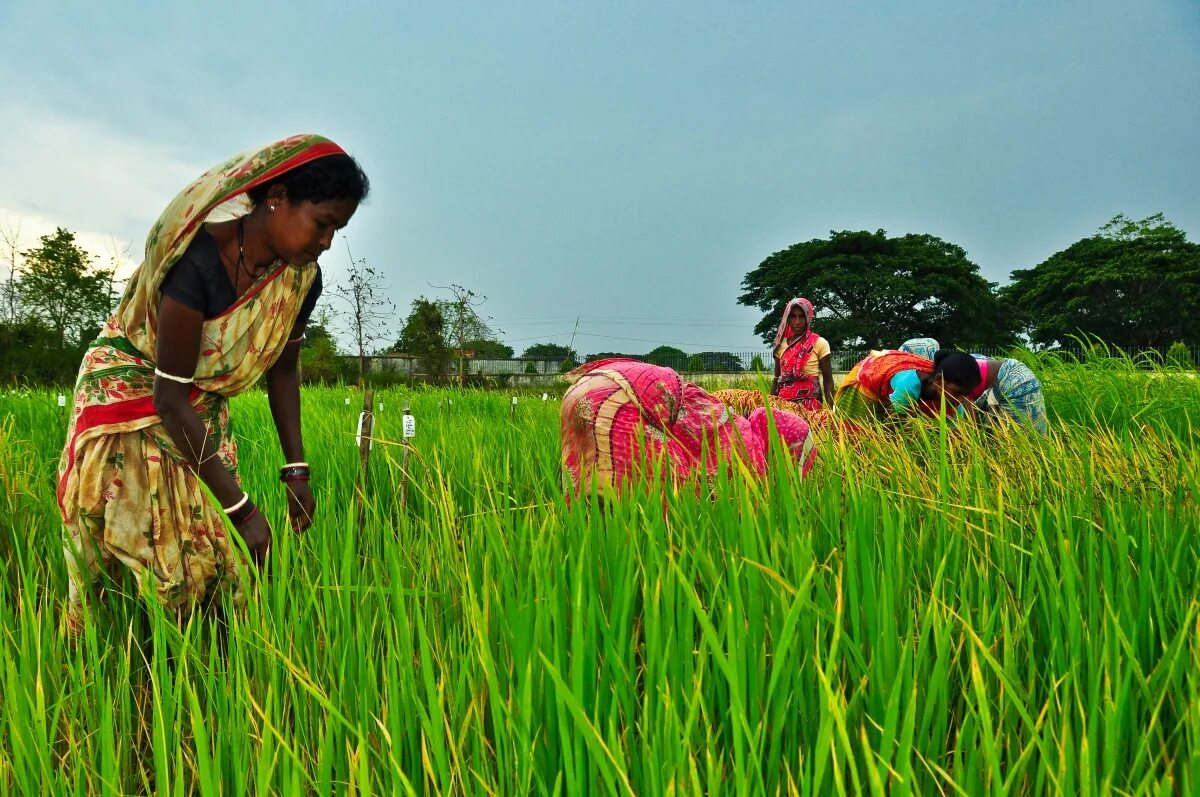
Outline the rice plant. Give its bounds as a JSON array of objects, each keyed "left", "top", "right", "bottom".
[{"left": 0, "top": 356, "right": 1196, "bottom": 794}]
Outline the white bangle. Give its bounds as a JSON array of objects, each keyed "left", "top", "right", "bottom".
[
  {"left": 222, "top": 493, "right": 249, "bottom": 514},
  {"left": 287, "top": 334, "right": 305, "bottom": 343},
  {"left": 281, "top": 461, "right": 309, "bottom": 469},
  {"left": 154, "top": 367, "right": 194, "bottom": 384}
]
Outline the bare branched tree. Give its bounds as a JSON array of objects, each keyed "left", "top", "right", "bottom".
[
  {"left": 0, "top": 217, "right": 22, "bottom": 324},
  {"left": 101, "top": 235, "right": 132, "bottom": 317},
  {"left": 334, "top": 238, "right": 395, "bottom": 385},
  {"left": 431, "top": 283, "right": 500, "bottom": 388}
]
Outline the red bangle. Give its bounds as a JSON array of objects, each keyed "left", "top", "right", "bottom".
[{"left": 229, "top": 503, "right": 258, "bottom": 526}]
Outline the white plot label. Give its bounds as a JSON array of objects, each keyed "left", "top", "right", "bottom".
[
  {"left": 57, "top": 394, "right": 66, "bottom": 407},
  {"left": 402, "top": 414, "right": 416, "bottom": 439}
]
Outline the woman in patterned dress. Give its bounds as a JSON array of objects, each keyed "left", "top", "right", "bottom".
[{"left": 57, "top": 135, "right": 369, "bottom": 629}]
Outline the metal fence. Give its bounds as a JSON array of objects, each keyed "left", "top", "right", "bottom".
[{"left": 353, "top": 345, "right": 1200, "bottom": 377}]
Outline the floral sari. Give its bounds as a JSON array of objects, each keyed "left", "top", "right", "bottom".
[
  {"left": 561, "top": 358, "right": 816, "bottom": 497},
  {"left": 57, "top": 134, "right": 343, "bottom": 627}
]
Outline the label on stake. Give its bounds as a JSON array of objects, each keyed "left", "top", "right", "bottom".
[
  {"left": 355, "top": 412, "right": 374, "bottom": 450},
  {"left": 57, "top": 394, "right": 66, "bottom": 407},
  {"left": 402, "top": 414, "right": 416, "bottom": 439}
]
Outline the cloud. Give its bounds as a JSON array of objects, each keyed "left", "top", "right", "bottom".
[{"left": 0, "top": 99, "right": 203, "bottom": 275}]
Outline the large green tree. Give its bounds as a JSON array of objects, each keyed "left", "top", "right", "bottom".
[
  {"left": 464, "top": 339, "right": 513, "bottom": 359},
  {"left": 395, "top": 298, "right": 451, "bottom": 377},
  {"left": 18, "top": 228, "right": 113, "bottom": 348},
  {"left": 738, "top": 229, "right": 1013, "bottom": 349},
  {"left": 1004, "top": 214, "right": 1200, "bottom": 348}
]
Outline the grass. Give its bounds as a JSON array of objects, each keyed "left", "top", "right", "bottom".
[{"left": 0, "top": 352, "right": 1197, "bottom": 795}]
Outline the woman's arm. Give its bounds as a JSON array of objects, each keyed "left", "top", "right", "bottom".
[
  {"left": 153, "top": 296, "right": 271, "bottom": 563},
  {"left": 771, "top": 354, "right": 781, "bottom": 396},
  {"left": 819, "top": 354, "right": 835, "bottom": 406},
  {"left": 266, "top": 320, "right": 315, "bottom": 531}
]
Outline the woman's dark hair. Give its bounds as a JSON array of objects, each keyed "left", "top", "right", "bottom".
[
  {"left": 930, "top": 349, "right": 982, "bottom": 391},
  {"left": 247, "top": 153, "right": 370, "bottom": 206}
]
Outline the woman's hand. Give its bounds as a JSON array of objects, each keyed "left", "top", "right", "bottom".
[
  {"left": 235, "top": 508, "right": 273, "bottom": 567},
  {"left": 285, "top": 480, "right": 316, "bottom": 532}
]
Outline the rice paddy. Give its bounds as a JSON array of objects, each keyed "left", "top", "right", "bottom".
[{"left": 1, "top": 352, "right": 1198, "bottom": 794}]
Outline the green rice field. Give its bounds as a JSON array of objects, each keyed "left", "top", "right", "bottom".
[{"left": 1, "top": 352, "right": 1198, "bottom": 795}]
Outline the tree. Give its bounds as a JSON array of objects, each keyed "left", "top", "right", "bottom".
[
  {"left": 1, "top": 218, "right": 22, "bottom": 325},
  {"left": 586, "top": 351, "right": 634, "bottom": 362},
  {"left": 521, "top": 343, "right": 577, "bottom": 362},
  {"left": 644, "top": 345, "right": 688, "bottom": 369},
  {"left": 738, "top": 229, "right": 1014, "bottom": 349},
  {"left": 464, "top": 339, "right": 513, "bottom": 359},
  {"left": 1004, "top": 214, "right": 1200, "bottom": 348},
  {"left": 17, "top": 228, "right": 112, "bottom": 348},
  {"left": 433, "top": 284, "right": 498, "bottom": 387},
  {"left": 693, "top": 351, "right": 745, "bottom": 372},
  {"left": 333, "top": 241, "right": 395, "bottom": 384},
  {"left": 395, "top": 298, "right": 451, "bottom": 378}
]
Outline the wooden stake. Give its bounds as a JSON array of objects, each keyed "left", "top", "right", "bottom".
[
  {"left": 355, "top": 389, "right": 374, "bottom": 530},
  {"left": 399, "top": 400, "right": 413, "bottom": 512}
]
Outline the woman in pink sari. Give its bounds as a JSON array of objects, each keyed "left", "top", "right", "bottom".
[
  {"left": 561, "top": 358, "right": 817, "bottom": 497},
  {"left": 772, "top": 298, "right": 834, "bottom": 411}
]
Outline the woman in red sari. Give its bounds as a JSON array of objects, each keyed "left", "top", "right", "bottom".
[
  {"left": 772, "top": 298, "right": 835, "bottom": 411},
  {"left": 58, "top": 135, "right": 369, "bottom": 629},
  {"left": 561, "top": 358, "right": 817, "bottom": 497}
]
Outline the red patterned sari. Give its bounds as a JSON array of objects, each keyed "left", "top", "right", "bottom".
[
  {"left": 561, "top": 358, "right": 817, "bottom": 497},
  {"left": 57, "top": 134, "right": 342, "bottom": 626},
  {"left": 776, "top": 332, "right": 822, "bottom": 410}
]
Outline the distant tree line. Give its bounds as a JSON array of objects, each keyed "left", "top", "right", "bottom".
[
  {"left": 5, "top": 212, "right": 1197, "bottom": 386},
  {"left": 739, "top": 213, "right": 1200, "bottom": 353}
]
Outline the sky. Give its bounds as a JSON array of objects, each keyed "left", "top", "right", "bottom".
[{"left": 1, "top": 0, "right": 1197, "bottom": 355}]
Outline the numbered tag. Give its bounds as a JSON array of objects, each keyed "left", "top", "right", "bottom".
[
  {"left": 57, "top": 394, "right": 66, "bottom": 407},
  {"left": 402, "top": 414, "right": 416, "bottom": 439},
  {"left": 511, "top": 396, "right": 518, "bottom": 405}
]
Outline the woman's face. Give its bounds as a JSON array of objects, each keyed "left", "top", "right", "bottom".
[
  {"left": 921, "top": 375, "right": 971, "bottom": 406},
  {"left": 788, "top": 305, "right": 807, "bottom": 333},
  {"left": 267, "top": 196, "right": 359, "bottom": 265}
]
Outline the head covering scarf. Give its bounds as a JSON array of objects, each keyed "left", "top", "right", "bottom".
[
  {"left": 57, "top": 134, "right": 346, "bottom": 626},
  {"left": 560, "top": 358, "right": 816, "bottom": 498},
  {"left": 773, "top": 297, "right": 815, "bottom": 348},
  {"left": 898, "top": 337, "right": 940, "bottom": 361}
]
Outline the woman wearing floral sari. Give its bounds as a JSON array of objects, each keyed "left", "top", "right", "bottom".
[
  {"left": 57, "top": 134, "right": 369, "bottom": 629},
  {"left": 561, "top": 358, "right": 817, "bottom": 497},
  {"left": 835, "top": 349, "right": 981, "bottom": 422},
  {"left": 772, "top": 298, "right": 835, "bottom": 411}
]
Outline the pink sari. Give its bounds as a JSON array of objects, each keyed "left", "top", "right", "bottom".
[{"left": 561, "top": 358, "right": 816, "bottom": 497}]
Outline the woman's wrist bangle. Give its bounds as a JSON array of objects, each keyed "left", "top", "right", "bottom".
[
  {"left": 230, "top": 504, "right": 259, "bottom": 526},
  {"left": 222, "top": 493, "right": 249, "bottom": 514},
  {"left": 280, "top": 465, "right": 311, "bottom": 482}
]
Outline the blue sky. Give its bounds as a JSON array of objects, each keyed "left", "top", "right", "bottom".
[{"left": 1, "top": 0, "right": 1197, "bottom": 354}]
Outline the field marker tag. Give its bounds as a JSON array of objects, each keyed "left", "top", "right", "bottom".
[
  {"left": 57, "top": 394, "right": 66, "bottom": 407},
  {"left": 355, "top": 412, "right": 374, "bottom": 450},
  {"left": 403, "top": 414, "right": 416, "bottom": 439}
]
